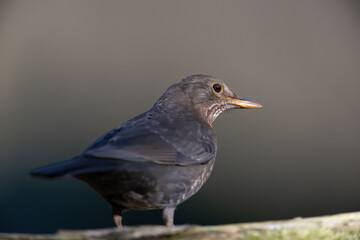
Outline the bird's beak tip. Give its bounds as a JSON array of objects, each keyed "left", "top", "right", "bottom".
[{"left": 225, "top": 97, "right": 263, "bottom": 109}]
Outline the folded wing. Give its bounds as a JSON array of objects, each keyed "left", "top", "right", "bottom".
[{"left": 30, "top": 114, "right": 216, "bottom": 178}]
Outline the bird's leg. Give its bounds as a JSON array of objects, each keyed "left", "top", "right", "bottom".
[
  {"left": 112, "top": 205, "right": 125, "bottom": 228},
  {"left": 162, "top": 207, "right": 175, "bottom": 227},
  {"left": 113, "top": 215, "right": 123, "bottom": 228}
]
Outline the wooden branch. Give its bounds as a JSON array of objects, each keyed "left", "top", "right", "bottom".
[{"left": 1, "top": 212, "right": 360, "bottom": 240}]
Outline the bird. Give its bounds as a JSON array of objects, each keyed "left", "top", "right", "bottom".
[{"left": 30, "top": 74, "right": 262, "bottom": 228}]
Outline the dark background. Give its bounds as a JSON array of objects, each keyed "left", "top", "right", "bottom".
[{"left": 1, "top": 0, "right": 360, "bottom": 234}]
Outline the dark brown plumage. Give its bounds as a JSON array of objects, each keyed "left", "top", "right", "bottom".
[{"left": 30, "top": 74, "right": 262, "bottom": 227}]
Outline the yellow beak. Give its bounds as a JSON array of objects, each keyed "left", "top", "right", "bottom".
[{"left": 226, "top": 97, "right": 263, "bottom": 109}]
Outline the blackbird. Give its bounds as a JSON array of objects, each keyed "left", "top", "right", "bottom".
[{"left": 31, "top": 74, "right": 262, "bottom": 227}]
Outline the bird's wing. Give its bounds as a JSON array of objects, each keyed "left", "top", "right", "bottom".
[{"left": 84, "top": 118, "right": 216, "bottom": 166}]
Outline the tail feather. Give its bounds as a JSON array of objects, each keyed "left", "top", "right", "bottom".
[{"left": 30, "top": 156, "right": 121, "bottom": 179}]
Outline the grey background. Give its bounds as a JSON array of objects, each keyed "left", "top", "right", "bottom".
[{"left": 1, "top": 0, "right": 360, "bottom": 233}]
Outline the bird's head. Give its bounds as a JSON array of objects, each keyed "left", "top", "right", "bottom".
[{"left": 153, "top": 74, "right": 262, "bottom": 125}]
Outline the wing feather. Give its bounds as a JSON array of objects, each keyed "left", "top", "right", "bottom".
[{"left": 84, "top": 115, "right": 216, "bottom": 166}]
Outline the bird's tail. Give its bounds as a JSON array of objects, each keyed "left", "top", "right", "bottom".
[{"left": 30, "top": 156, "right": 120, "bottom": 179}]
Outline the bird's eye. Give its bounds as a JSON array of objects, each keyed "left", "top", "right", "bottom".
[{"left": 212, "top": 83, "right": 223, "bottom": 94}]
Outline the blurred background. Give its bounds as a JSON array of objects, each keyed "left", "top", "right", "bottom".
[{"left": 1, "top": 0, "right": 360, "bottom": 234}]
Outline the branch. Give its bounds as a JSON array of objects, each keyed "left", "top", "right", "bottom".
[{"left": 1, "top": 212, "right": 360, "bottom": 240}]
